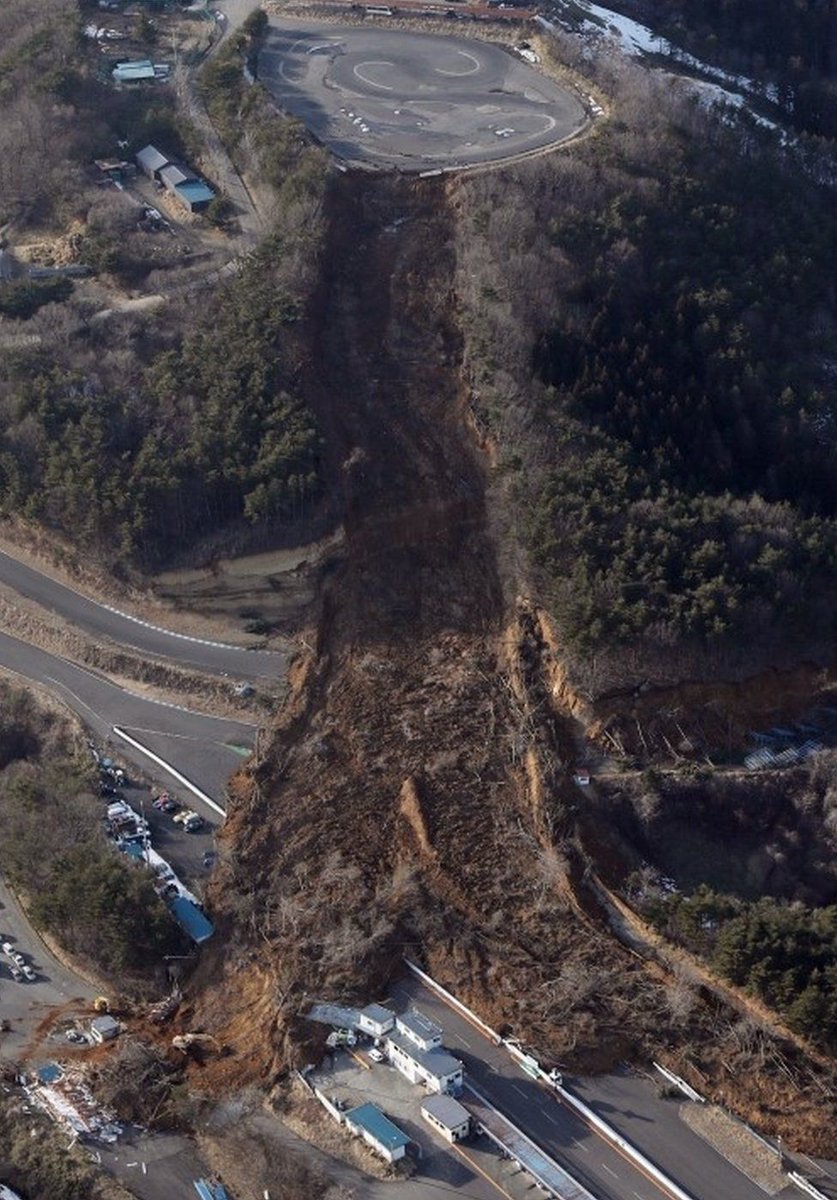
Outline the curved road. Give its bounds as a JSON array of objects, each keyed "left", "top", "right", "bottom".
[
  {"left": 0, "top": 630, "right": 255, "bottom": 811},
  {"left": 0, "top": 549, "right": 285, "bottom": 681}
]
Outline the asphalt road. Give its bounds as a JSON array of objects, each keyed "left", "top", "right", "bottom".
[
  {"left": 391, "top": 977, "right": 781, "bottom": 1200},
  {"left": 0, "top": 549, "right": 285, "bottom": 681},
  {"left": 0, "top": 630, "right": 256, "bottom": 813},
  {"left": 259, "top": 19, "right": 587, "bottom": 171}
]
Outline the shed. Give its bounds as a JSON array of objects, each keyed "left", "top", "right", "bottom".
[
  {"left": 344, "top": 1103, "right": 410, "bottom": 1164},
  {"left": 90, "top": 1015, "right": 120, "bottom": 1043},
  {"left": 160, "top": 163, "right": 194, "bottom": 191},
  {"left": 174, "top": 180, "right": 216, "bottom": 213},
  {"left": 112, "top": 59, "right": 155, "bottom": 83},
  {"left": 358, "top": 1003, "right": 395, "bottom": 1038},
  {"left": 136, "top": 144, "right": 170, "bottom": 179},
  {"left": 421, "top": 1094, "right": 471, "bottom": 1143}
]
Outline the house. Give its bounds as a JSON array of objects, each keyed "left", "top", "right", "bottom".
[
  {"left": 385, "top": 1030, "right": 463, "bottom": 1094},
  {"left": 344, "top": 1103, "right": 410, "bottom": 1163},
  {"left": 112, "top": 59, "right": 155, "bottom": 84},
  {"left": 395, "top": 1008, "right": 443, "bottom": 1052},
  {"left": 89, "top": 1015, "right": 120, "bottom": 1043},
  {"left": 421, "top": 1094, "right": 471, "bottom": 1143},
  {"left": 136, "top": 144, "right": 170, "bottom": 180},
  {"left": 357, "top": 1003, "right": 395, "bottom": 1039}
]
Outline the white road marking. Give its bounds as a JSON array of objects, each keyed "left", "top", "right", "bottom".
[
  {"left": 601, "top": 1163, "right": 620, "bottom": 1179},
  {"left": 353, "top": 61, "right": 396, "bottom": 91},
  {"left": 573, "top": 1139, "right": 590, "bottom": 1154},
  {"left": 457, "top": 1034, "right": 472, "bottom": 1048},
  {"left": 510, "top": 1083, "right": 528, "bottom": 1099},
  {"left": 435, "top": 49, "right": 481, "bottom": 77}
]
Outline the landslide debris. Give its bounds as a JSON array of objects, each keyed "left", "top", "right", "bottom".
[{"left": 189, "top": 174, "right": 836, "bottom": 1152}]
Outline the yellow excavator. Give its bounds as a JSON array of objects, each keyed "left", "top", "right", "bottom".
[{"left": 93, "top": 996, "right": 110, "bottom": 1014}]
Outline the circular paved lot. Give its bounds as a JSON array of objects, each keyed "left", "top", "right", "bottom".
[{"left": 259, "top": 19, "right": 588, "bottom": 171}]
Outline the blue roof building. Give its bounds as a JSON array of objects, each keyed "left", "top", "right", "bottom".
[
  {"left": 344, "top": 1102, "right": 410, "bottom": 1163},
  {"left": 175, "top": 180, "right": 215, "bottom": 213}
]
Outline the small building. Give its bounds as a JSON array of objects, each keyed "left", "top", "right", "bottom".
[
  {"left": 112, "top": 59, "right": 155, "bottom": 84},
  {"left": 160, "top": 163, "right": 194, "bottom": 192},
  {"left": 358, "top": 1003, "right": 395, "bottom": 1039},
  {"left": 89, "top": 1015, "right": 120, "bottom": 1044},
  {"left": 396, "top": 1008, "right": 442, "bottom": 1052},
  {"left": 174, "top": 180, "right": 215, "bottom": 213},
  {"left": 386, "top": 1031, "right": 463, "bottom": 1094},
  {"left": 421, "top": 1094, "right": 471, "bottom": 1143},
  {"left": 344, "top": 1102, "right": 410, "bottom": 1164},
  {"left": 136, "top": 144, "right": 170, "bottom": 180}
]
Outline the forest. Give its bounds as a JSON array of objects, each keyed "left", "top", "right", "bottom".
[
  {"left": 455, "top": 57, "right": 837, "bottom": 683},
  {"left": 644, "top": 0, "right": 837, "bottom": 136},
  {"left": 0, "top": 682, "right": 184, "bottom": 976}
]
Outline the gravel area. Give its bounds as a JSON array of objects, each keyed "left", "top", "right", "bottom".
[{"left": 681, "top": 1103, "right": 786, "bottom": 1195}]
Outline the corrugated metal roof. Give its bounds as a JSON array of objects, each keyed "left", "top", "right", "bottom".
[
  {"left": 160, "top": 163, "right": 193, "bottom": 189},
  {"left": 176, "top": 180, "right": 215, "bottom": 205},
  {"left": 346, "top": 1103, "right": 410, "bottom": 1150},
  {"left": 136, "top": 144, "right": 169, "bottom": 173},
  {"left": 397, "top": 1008, "right": 442, "bottom": 1043}
]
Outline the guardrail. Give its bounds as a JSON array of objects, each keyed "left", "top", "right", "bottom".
[
  {"left": 788, "top": 1172, "right": 831, "bottom": 1200},
  {"left": 653, "top": 1062, "right": 706, "bottom": 1104},
  {"left": 404, "top": 958, "right": 697, "bottom": 1200}
]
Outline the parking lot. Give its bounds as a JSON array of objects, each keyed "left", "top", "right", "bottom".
[
  {"left": 310, "top": 1048, "right": 538, "bottom": 1200},
  {"left": 259, "top": 18, "right": 588, "bottom": 170}
]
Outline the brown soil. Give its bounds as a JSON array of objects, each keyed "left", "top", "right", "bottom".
[{"left": 176, "top": 173, "right": 837, "bottom": 1154}]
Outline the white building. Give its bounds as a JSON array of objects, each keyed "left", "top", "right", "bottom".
[
  {"left": 357, "top": 1003, "right": 395, "bottom": 1039},
  {"left": 421, "top": 1094, "right": 471, "bottom": 1143},
  {"left": 395, "top": 1008, "right": 443, "bottom": 1051}
]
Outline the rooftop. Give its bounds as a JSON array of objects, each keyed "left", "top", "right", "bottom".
[
  {"left": 397, "top": 1007, "right": 442, "bottom": 1043},
  {"left": 345, "top": 1102, "right": 411, "bottom": 1151},
  {"left": 421, "top": 1093, "right": 471, "bottom": 1128},
  {"left": 176, "top": 180, "right": 215, "bottom": 204},
  {"left": 136, "top": 144, "right": 169, "bottom": 173},
  {"left": 160, "top": 163, "right": 193, "bottom": 188},
  {"left": 361, "top": 1002, "right": 395, "bottom": 1024},
  {"left": 113, "top": 59, "right": 155, "bottom": 81},
  {"left": 387, "top": 1031, "right": 463, "bottom": 1080}
]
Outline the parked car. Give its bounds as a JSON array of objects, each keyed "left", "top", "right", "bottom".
[
  {"left": 11, "top": 952, "right": 25, "bottom": 968},
  {"left": 66, "top": 1029, "right": 83, "bottom": 1043},
  {"left": 184, "top": 815, "right": 204, "bottom": 833},
  {"left": 152, "top": 792, "right": 172, "bottom": 810},
  {"left": 1, "top": 941, "right": 14, "bottom": 955},
  {"left": 22, "top": 965, "right": 36, "bottom": 982},
  {"left": 368, "top": 1047, "right": 385, "bottom": 1063},
  {"left": 9, "top": 966, "right": 23, "bottom": 983},
  {"left": 202, "top": 850, "right": 216, "bottom": 868}
]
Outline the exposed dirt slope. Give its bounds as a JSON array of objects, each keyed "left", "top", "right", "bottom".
[{"left": 188, "top": 175, "right": 836, "bottom": 1152}]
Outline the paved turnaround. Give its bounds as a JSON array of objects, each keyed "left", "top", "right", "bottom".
[
  {"left": 0, "top": 549, "right": 284, "bottom": 680},
  {"left": 391, "top": 977, "right": 789, "bottom": 1200},
  {"left": 259, "top": 19, "right": 587, "bottom": 171}
]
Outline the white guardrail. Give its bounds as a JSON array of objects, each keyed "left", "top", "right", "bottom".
[
  {"left": 653, "top": 1062, "right": 706, "bottom": 1104},
  {"left": 404, "top": 959, "right": 697, "bottom": 1200},
  {"left": 788, "top": 1173, "right": 831, "bottom": 1200}
]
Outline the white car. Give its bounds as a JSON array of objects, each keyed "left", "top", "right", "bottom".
[
  {"left": 9, "top": 966, "right": 23, "bottom": 983},
  {"left": 22, "top": 965, "right": 36, "bottom": 982},
  {"left": 368, "top": 1047, "right": 385, "bottom": 1063},
  {"left": 1, "top": 942, "right": 14, "bottom": 955},
  {"left": 11, "top": 952, "right": 25, "bottom": 968}
]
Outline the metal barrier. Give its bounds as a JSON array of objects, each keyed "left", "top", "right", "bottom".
[{"left": 653, "top": 1062, "right": 706, "bottom": 1104}]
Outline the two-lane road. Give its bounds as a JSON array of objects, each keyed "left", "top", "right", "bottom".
[
  {"left": 0, "top": 630, "right": 255, "bottom": 811},
  {"left": 391, "top": 977, "right": 789, "bottom": 1200},
  {"left": 0, "top": 548, "right": 285, "bottom": 680}
]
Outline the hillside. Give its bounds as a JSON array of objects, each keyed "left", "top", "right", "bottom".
[
  {"left": 3, "top": 0, "right": 837, "bottom": 1162},
  {"left": 189, "top": 74, "right": 837, "bottom": 1149}
]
